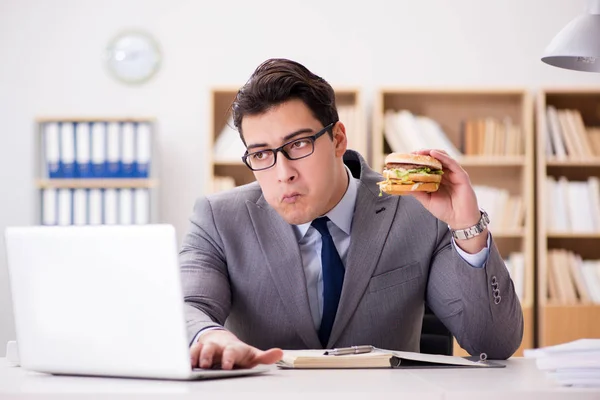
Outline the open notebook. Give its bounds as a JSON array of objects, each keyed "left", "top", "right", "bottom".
[{"left": 278, "top": 347, "right": 505, "bottom": 369}]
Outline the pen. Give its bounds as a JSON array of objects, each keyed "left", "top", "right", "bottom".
[{"left": 324, "top": 345, "right": 374, "bottom": 356}]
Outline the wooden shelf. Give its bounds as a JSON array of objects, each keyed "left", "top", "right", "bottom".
[
  {"left": 538, "top": 305, "right": 600, "bottom": 346},
  {"left": 490, "top": 229, "right": 526, "bottom": 238},
  {"left": 547, "top": 232, "right": 600, "bottom": 239},
  {"left": 36, "top": 179, "right": 158, "bottom": 189},
  {"left": 35, "top": 117, "right": 155, "bottom": 123},
  {"left": 213, "top": 161, "right": 245, "bottom": 167},
  {"left": 547, "top": 159, "right": 600, "bottom": 167},
  {"left": 458, "top": 156, "right": 525, "bottom": 167},
  {"left": 536, "top": 88, "right": 600, "bottom": 347}
]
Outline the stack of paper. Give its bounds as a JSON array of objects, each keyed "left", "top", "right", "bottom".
[{"left": 524, "top": 339, "right": 600, "bottom": 387}]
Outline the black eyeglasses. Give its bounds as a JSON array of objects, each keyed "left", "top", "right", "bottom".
[{"left": 242, "top": 122, "right": 336, "bottom": 171}]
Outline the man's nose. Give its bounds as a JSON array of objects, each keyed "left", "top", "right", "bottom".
[{"left": 275, "top": 152, "right": 297, "bottom": 183}]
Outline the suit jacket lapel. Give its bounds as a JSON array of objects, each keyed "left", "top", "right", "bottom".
[
  {"left": 327, "top": 163, "right": 399, "bottom": 347},
  {"left": 246, "top": 197, "right": 321, "bottom": 349}
]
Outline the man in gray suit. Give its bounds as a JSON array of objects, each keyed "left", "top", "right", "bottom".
[{"left": 180, "top": 59, "right": 523, "bottom": 370}]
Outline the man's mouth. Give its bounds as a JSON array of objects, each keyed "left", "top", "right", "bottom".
[{"left": 281, "top": 193, "right": 301, "bottom": 204}]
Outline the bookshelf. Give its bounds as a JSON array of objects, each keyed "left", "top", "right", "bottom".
[
  {"left": 34, "top": 117, "right": 159, "bottom": 226},
  {"left": 536, "top": 89, "right": 600, "bottom": 347},
  {"left": 372, "top": 88, "right": 535, "bottom": 356},
  {"left": 206, "top": 87, "right": 366, "bottom": 194}
]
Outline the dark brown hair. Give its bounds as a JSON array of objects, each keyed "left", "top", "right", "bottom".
[{"left": 231, "top": 58, "right": 338, "bottom": 144}]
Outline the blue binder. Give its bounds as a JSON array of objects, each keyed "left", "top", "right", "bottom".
[
  {"left": 44, "top": 123, "right": 61, "bottom": 179},
  {"left": 75, "top": 122, "right": 93, "bottom": 178},
  {"left": 121, "top": 122, "right": 136, "bottom": 178},
  {"left": 59, "top": 122, "right": 76, "bottom": 178},
  {"left": 106, "top": 122, "right": 122, "bottom": 178},
  {"left": 91, "top": 122, "right": 107, "bottom": 178},
  {"left": 135, "top": 122, "right": 151, "bottom": 178}
]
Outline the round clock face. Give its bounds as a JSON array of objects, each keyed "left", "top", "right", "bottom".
[{"left": 106, "top": 31, "right": 161, "bottom": 84}]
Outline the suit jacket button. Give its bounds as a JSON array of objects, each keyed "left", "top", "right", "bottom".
[
  {"left": 494, "top": 295, "right": 501, "bottom": 305},
  {"left": 491, "top": 276, "right": 497, "bottom": 285}
]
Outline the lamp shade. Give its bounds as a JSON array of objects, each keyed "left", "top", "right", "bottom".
[{"left": 542, "top": 1, "right": 600, "bottom": 72}]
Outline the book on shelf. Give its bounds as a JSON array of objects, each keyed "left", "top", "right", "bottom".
[
  {"left": 213, "top": 115, "right": 246, "bottom": 163},
  {"left": 462, "top": 117, "right": 523, "bottom": 156},
  {"left": 472, "top": 185, "right": 524, "bottom": 231},
  {"left": 545, "top": 106, "right": 599, "bottom": 161},
  {"left": 337, "top": 104, "right": 365, "bottom": 156},
  {"left": 546, "top": 249, "right": 600, "bottom": 305},
  {"left": 278, "top": 346, "right": 504, "bottom": 369},
  {"left": 383, "top": 109, "right": 461, "bottom": 158},
  {"left": 504, "top": 252, "right": 525, "bottom": 301},
  {"left": 212, "top": 176, "right": 236, "bottom": 193},
  {"left": 545, "top": 176, "right": 600, "bottom": 233}
]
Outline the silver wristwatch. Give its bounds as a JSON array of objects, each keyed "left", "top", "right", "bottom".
[{"left": 450, "top": 209, "right": 490, "bottom": 240}]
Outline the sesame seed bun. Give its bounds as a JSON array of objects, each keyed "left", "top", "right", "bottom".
[{"left": 384, "top": 153, "right": 442, "bottom": 170}]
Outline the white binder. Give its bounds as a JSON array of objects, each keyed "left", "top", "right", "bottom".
[
  {"left": 42, "top": 189, "right": 57, "bottom": 225},
  {"left": 75, "top": 122, "right": 91, "bottom": 178},
  {"left": 72, "top": 189, "right": 87, "bottom": 225},
  {"left": 136, "top": 123, "right": 151, "bottom": 178},
  {"left": 121, "top": 123, "right": 136, "bottom": 177},
  {"left": 119, "top": 189, "right": 133, "bottom": 225},
  {"left": 59, "top": 122, "right": 76, "bottom": 178},
  {"left": 91, "top": 122, "right": 107, "bottom": 178},
  {"left": 134, "top": 189, "right": 150, "bottom": 224},
  {"left": 88, "top": 189, "right": 103, "bottom": 225},
  {"left": 44, "top": 123, "right": 60, "bottom": 178},
  {"left": 106, "top": 122, "right": 121, "bottom": 178},
  {"left": 57, "top": 188, "right": 72, "bottom": 226},
  {"left": 103, "top": 188, "right": 118, "bottom": 225}
]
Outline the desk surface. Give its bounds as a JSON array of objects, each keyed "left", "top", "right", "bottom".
[{"left": 0, "top": 358, "right": 598, "bottom": 400}]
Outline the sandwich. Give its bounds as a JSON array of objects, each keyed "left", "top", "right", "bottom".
[{"left": 378, "top": 153, "right": 443, "bottom": 195}]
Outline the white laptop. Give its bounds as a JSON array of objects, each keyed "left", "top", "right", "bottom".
[{"left": 4, "top": 224, "right": 270, "bottom": 380}]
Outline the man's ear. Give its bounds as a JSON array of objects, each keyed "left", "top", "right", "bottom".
[{"left": 333, "top": 122, "right": 348, "bottom": 157}]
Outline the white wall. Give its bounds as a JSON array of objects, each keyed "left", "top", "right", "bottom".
[{"left": 0, "top": 0, "right": 598, "bottom": 355}]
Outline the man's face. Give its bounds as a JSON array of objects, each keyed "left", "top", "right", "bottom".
[{"left": 241, "top": 99, "right": 347, "bottom": 225}]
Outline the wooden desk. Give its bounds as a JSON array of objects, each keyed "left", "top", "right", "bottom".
[{"left": 0, "top": 358, "right": 598, "bottom": 400}]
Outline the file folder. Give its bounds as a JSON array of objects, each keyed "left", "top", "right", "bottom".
[
  {"left": 41, "top": 189, "right": 57, "bottom": 225},
  {"left": 59, "top": 122, "right": 76, "bottom": 178},
  {"left": 136, "top": 123, "right": 151, "bottom": 178},
  {"left": 134, "top": 189, "right": 150, "bottom": 224},
  {"left": 103, "top": 189, "right": 118, "bottom": 225},
  {"left": 72, "top": 189, "right": 87, "bottom": 225},
  {"left": 88, "top": 189, "right": 103, "bottom": 225},
  {"left": 121, "top": 123, "right": 136, "bottom": 178},
  {"left": 44, "top": 123, "right": 60, "bottom": 179},
  {"left": 119, "top": 189, "right": 133, "bottom": 225},
  {"left": 57, "top": 188, "right": 72, "bottom": 225},
  {"left": 91, "top": 122, "right": 107, "bottom": 178},
  {"left": 106, "top": 122, "right": 121, "bottom": 178},
  {"left": 75, "top": 122, "right": 92, "bottom": 178}
]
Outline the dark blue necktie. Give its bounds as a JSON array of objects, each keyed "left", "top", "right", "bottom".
[{"left": 311, "top": 216, "right": 345, "bottom": 348}]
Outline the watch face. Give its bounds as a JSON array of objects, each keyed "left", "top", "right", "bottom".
[{"left": 106, "top": 31, "right": 161, "bottom": 84}]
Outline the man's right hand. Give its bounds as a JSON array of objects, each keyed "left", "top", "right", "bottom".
[{"left": 190, "top": 329, "right": 283, "bottom": 370}]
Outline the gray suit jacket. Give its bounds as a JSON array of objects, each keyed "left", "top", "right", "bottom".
[{"left": 180, "top": 150, "right": 523, "bottom": 359}]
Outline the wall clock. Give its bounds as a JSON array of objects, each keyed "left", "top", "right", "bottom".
[{"left": 106, "top": 30, "right": 161, "bottom": 85}]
